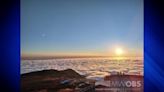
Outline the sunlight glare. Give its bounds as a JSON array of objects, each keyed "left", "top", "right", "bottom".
[{"left": 115, "top": 48, "right": 124, "bottom": 56}]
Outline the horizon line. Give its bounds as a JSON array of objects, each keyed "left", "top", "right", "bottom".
[{"left": 21, "top": 55, "right": 143, "bottom": 60}]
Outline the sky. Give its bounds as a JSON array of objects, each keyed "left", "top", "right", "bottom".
[{"left": 21, "top": 0, "right": 143, "bottom": 57}]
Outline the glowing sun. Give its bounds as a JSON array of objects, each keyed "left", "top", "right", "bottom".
[{"left": 115, "top": 48, "right": 124, "bottom": 55}]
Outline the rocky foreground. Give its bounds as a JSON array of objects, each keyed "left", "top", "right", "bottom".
[
  {"left": 21, "top": 69, "right": 95, "bottom": 92},
  {"left": 21, "top": 69, "right": 143, "bottom": 92}
]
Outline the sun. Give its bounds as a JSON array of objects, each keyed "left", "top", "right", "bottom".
[{"left": 115, "top": 48, "right": 124, "bottom": 56}]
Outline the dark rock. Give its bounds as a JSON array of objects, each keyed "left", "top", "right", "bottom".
[{"left": 21, "top": 69, "right": 84, "bottom": 92}]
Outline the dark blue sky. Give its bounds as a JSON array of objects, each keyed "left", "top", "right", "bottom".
[{"left": 21, "top": 0, "right": 143, "bottom": 56}]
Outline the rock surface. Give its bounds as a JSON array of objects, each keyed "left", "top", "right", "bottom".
[{"left": 21, "top": 69, "right": 85, "bottom": 92}]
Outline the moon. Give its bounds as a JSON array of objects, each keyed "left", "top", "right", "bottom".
[{"left": 41, "top": 33, "right": 46, "bottom": 37}]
